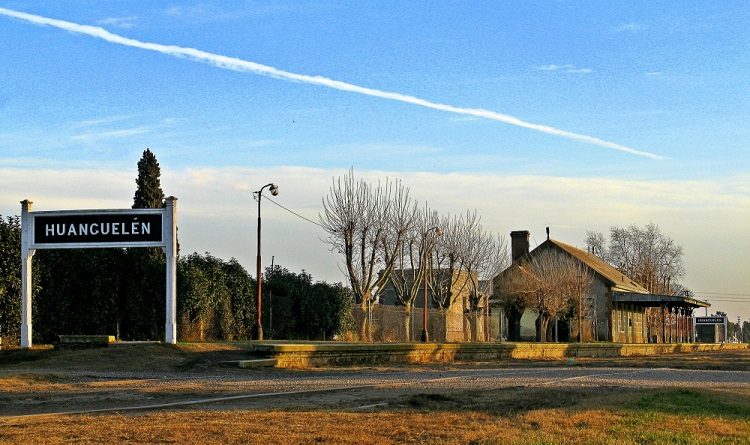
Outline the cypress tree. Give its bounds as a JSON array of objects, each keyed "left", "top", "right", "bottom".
[
  {"left": 133, "top": 148, "right": 165, "bottom": 209},
  {"left": 122, "top": 148, "right": 166, "bottom": 340}
]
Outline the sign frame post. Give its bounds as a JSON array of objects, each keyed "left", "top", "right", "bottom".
[
  {"left": 20, "top": 200, "right": 35, "bottom": 349},
  {"left": 164, "top": 197, "right": 177, "bottom": 344},
  {"left": 19, "top": 198, "right": 178, "bottom": 348},
  {"left": 695, "top": 315, "right": 729, "bottom": 343}
]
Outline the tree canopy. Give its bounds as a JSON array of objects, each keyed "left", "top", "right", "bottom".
[
  {"left": 133, "top": 148, "right": 165, "bottom": 209},
  {"left": 586, "top": 223, "right": 684, "bottom": 294}
]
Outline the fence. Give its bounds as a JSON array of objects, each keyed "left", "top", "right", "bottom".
[{"left": 355, "top": 305, "right": 499, "bottom": 343}]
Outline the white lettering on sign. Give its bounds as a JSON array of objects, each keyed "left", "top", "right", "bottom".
[{"left": 43, "top": 221, "right": 153, "bottom": 238}]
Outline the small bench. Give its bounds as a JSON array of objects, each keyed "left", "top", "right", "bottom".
[{"left": 58, "top": 335, "right": 116, "bottom": 347}]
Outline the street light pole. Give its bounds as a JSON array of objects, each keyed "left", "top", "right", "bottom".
[
  {"left": 421, "top": 226, "right": 443, "bottom": 343},
  {"left": 578, "top": 268, "right": 583, "bottom": 343},
  {"left": 253, "top": 182, "right": 279, "bottom": 341}
]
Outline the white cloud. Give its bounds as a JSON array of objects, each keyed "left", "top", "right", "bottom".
[
  {"left": 0, "top": 7, "right": 662, "bottom": 160},
  {"left": 2, "top": 166, "right": 748, "bottom": 317},
  {"left": 72, "top": 126, "right": 152, "bottom": 143},
  {"left": 70, "top": 115, "right": 139, "bottom": 128},
  {"left": 616, "top": 22, "right": 646, "bottom": 33},
  {"left": 97, "top": 16, "right": 137, "bottom": 29},
  {"left": 537, "top": 64, "right": 564, "bottom": 71},
  {"left": 536, "top": 64, "right": 592, "bottom": 74},
  {"left": 645, "top": 71, "right": 663, "bottom": 77}
]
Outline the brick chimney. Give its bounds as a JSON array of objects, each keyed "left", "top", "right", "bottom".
[{"left": 510, "top": 230, "right": 530, "bottom": 263}]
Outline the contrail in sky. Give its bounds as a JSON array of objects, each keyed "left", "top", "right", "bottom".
[{"left": 0, "top": 7, "right": 665, "bottom": 160}]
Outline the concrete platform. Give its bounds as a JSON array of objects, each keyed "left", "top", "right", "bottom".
[
  {"left": 237, "top": 358, "right": 278, "bottom": 368},
  {"left": 248, "top": 341, "right": 748, "bottom": 368},
  {"left": 58, "top": 335, "right": 116, "bottom": 347}
]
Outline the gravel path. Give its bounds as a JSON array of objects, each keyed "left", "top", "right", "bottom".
[{"left": 2, "top": 365, "right": 748, "bottom": 418}]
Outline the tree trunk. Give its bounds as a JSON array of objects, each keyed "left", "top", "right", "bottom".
[
  {"left": 536, "top": 314, "right": 551, "bottom": 342},
  {"left": 404, "top": 305, "right": 412, "bottom": 342},
  {"left": 359, "top": 302, "right": 369, "bottom": 342},
  {"left": 505, "top": 307, "right": 523, "bottom": 341},
  {"left": 470, "top": 310, "right": 477, "bottom": 343},
  {"left": 462, "top": 295, "right": 469, "bottom": 342},
  {"left": 554, "top": 317, "right": 558, "bottom": 342}
]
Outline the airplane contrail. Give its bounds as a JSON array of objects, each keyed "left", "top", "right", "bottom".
[{"left": 0, "top": 7, "right": 666, "bottom": 160}]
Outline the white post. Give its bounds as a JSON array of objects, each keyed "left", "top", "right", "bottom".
[
  {"left": 20, "top": 200, "right": 35, "bottom": 348},
  {"left": 164, "top": 197, "right": 178, "bottom": 344},
  {"left": 693, "top": 318, "right": 698, "bottom": 343},
  {"left": 723, "top": 317, "right": 728, "bottom": 343}
]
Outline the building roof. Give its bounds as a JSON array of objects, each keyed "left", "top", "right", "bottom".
[
  {"left": 613, "top": 292, "right": 710, "bottom": 308},
  {"left": 537, "top": 239, "right": 650, "bottom": 294}
]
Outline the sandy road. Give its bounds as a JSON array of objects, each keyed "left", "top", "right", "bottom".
[{"left": 2, "top": 364, "right": 748, "bottom": 419}]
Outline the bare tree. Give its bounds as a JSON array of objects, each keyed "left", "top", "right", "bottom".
[
  {"left": 585, "top": 230, "right": 606, "bottom": 257},
  {"left": 426, "top": 210, "right": 509, "bottom": 342},
  {"left": 319, "top": 169, "right": 418, "bottom": 341},
  {"left": 492, "top": 263, "right": 530, "bottom": 341},
  {"left": 522, "top": 249, "right": 589, "bottom": 342},
  {"left": 428, "top": 211, "right": 475, "bottom": 312},
  {"left": 479, "top": 233, "right": 510, "bottom": 341},
  {"left": 494, "top": 246, "right": 593, "bottom": 342},
  {"left": 387, "top": 206, "right": 439, "bottom": 341},
  {"left": 565, "top": 262, "right": 594, "bottom": 342},
  {"left": 606, "top": 223, "right": 684, "bottom": 294},
  {"left": 464, "top": 230, "right": 508, "bottom": 342}
]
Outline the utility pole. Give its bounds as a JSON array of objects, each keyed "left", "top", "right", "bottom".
[
  {"left": 269, "top": 255, "right": 274, "bottom": 339},
  {"left": 578, "top": 268, "right": 583, "bottom": 343},
  {"left": 738, "top": 316, "right": 742, "bottom": 343}
]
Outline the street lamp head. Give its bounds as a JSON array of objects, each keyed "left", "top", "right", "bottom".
[{"left": 270, "top": 184, "right": 279, "bottom": 196}]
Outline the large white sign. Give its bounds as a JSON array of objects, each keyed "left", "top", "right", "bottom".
[
  {"left": 30, "top": 209, "right": 164, "bottom": 248},
  {"left": 20, "top": 198, "right": 178, "bottom": 348}
]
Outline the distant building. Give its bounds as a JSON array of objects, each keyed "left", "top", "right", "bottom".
[
  {"left": 493, "top": 230, "right": 710, "bottom": 343},
  {"left": 378, "top": 268, "right": 492, "bottom": 342}
]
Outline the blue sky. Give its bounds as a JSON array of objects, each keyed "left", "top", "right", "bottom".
[{"left": 1, "top": 1, "right": 749, "bottom": 320}]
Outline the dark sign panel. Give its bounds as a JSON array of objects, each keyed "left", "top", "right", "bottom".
[
  {"left": 695, "top": 316, "right": 725, "bottom": 324},
  {"left": 34, "top": 213, "right": 163, "bottom": 245}
]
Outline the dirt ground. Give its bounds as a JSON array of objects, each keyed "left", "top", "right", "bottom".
[
  {"left": 1, "top": 344, "right": 749, "bottom": 444},
  {"left": 0, "top": 343, "right": 750, "bottom": 416}
]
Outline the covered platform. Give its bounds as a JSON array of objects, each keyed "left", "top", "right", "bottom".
[{"left": 613, "top": 292, "right": 710, "bottom": 344}]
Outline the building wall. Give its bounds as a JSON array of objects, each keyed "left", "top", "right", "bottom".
[
  {"left": 610, "top": 303, "right": 647, "bottom": 343},
  {"left": 506, "top": 276, "right": 655, "bottom": 343},
  {"left": 519, "top": 310, "right": 538, "bottom": 341},
  {"left": 379, "top": 269, "right": 471, "bottom": 317},
  {"left": 586, "top": 275, "right": 611, "bottom": 341},
  {"left": 360, "top": 305, "right": 496, "bottom": 343}
]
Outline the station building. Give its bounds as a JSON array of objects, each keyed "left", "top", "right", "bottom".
[{"left": 494, "top": 230, "right": 710, "bottom": 343}]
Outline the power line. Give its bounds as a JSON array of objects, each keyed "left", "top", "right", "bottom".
[
  {"left": 258, "top": 195, "right": 750, "bottom": 303},
  {"left": 695, "top": 291, "right": 750, "bottom": 297},
  {"left": 701, "top": 299, "right": 750, "bottom": 303},
  {"left": 262, "top": 194, "right": 326, "bottom": 230}
]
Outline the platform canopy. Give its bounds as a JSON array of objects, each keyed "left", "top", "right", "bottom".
[{"left": 613, "top": 292, "right": 710, "bottom": 309}]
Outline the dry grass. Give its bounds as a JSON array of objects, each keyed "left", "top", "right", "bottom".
[
  {"left": 2, "top": 345, "right": 749, "bottom": 444},
  {"left": 1, "top": 387, "right": 748, "bottom": 444},
  {"left": 570, "top": 349, "right": 750, "bottom": 371}
]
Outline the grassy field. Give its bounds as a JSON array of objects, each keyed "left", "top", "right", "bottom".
[
  {"left": 1, "top": 387, "right": 748, "bottom": 444},
  {"left": 1, "top": 344, "right": 749, "bottom": 444}
]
